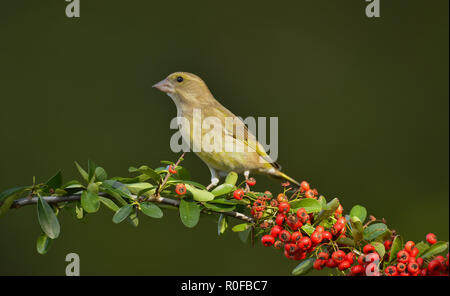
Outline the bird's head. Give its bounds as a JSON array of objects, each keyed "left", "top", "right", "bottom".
[{"left": 153, "top": 72, "right": 212, "bottom": 104}]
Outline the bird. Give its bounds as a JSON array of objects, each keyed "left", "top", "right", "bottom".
[{"left": 153, "top": 72, "right": 300, "bottom": 190}]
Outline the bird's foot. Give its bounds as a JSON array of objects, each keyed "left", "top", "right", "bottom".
[
  {"left": 244, "top": 170, "right": 250, "bottom": 192},
  {"left": 206, "top": 177, "right": 219, "bottom": 191}
]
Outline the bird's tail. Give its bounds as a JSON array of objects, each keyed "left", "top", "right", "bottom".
[{"left": 273, "top": 170, "right": 301, "bottom": 187}]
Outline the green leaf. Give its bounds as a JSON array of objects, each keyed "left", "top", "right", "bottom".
[
  {"left": 0, "top": 186, "right": 29, "bottom": 217},
  {"left": 314, "top": 198, "right": 340, "bottom": 225},
  {"left": 350, "top": 216, "right": 364, "bottom": 242},
  {"left": 95, "top": 167, "right": 108, "bottom": 182},
  {"left": 88, "top": 160, "right": 98, "bottom": 182},
  {"left": 415, "top": 241, "right": 429, "bottom": 257},
  {"left": 232, "top": 223, "right": 250, "bottom": 232},
  {"left": 0, "top": 186, "right": 29, "bottom": 203},
  {"left": 176, "top": 166, "right": 190, "bottom": 180},
  {"left": 371, "top": 241, "right": 386, "bottom": 258},
  {"left": 318, "top": 196, "right": 327, "bottom": 209},
  {"left": 102, "top": 180, "right": 132, "bottom": 199},
  {"left": 350, "top": 205, "right": 367, "bottom": 223},
  {"left": 126, "top": 183, "right": 155, "bottom": 195},
  {"left": 99, "top": 196, "right": 120, "bottom": 212},
  {"left": 127, "top": 211, "right": 139, "bottom": 227},
  {"left": 336, "top": 237, "right": 355, "bottom": 247},
  {"left": 363, "top": 223, "right": 388, "bottom": 241},
  {"left": 75, "top": 202, "right": 84, "bottom": 219},
  {"left": 206, "top": 198, "right": 242, "bottom": 205},
  {"left": 292, "top": 258, "right": 315, "bottom": 276},
  {"left": 211, "top": 183, "right": 236, "bottom": 197},
  {"left": 112, "top": 204, "right": 134, "bottom": 224},
  {"left": 140, "top": 202, "right": 163, "bottom": 218},
  {"left": 81, "top": 191, "right": 100, "bottom": 213},
  {"left": 301, "top": 224, "right": 315, "bottom": 236},
  {"left": 179, "top": 199, "right": 201, "bottom": 228},
  {"left": 290, "top": 198, "right": 322, "bottom": 213},
  {"left": 46, "top": 171, "right": 62, "bottom": 189},
  {"left": 74, "top": 161, "right": 89, "bottom": 182},
  {"left": 130, "top": 165, "right": 161, "bottom": 183},
  {"left": 388, "top": 235, "right": 403, "bottom": 264},
  {"left": 167, "top": 180, "right": 207, "bottom": 190},
  {"left": 420, "top": 242, "right": 448, "bottom": 259},
  {"left": 225, "top": 172, "right": 238, "bottom": 186},
  {"left": 202, "top": 202, "right": 236, "bottom": 212},
  {"left": 37, "top": 196, "right": 60, "bottom": 239},
  {"left": 238, "top": 227, "right": 251, "bottom": 243},
  {"left": 218, "top": 214, "right": 228, "bottom": 235},
  {"left": 185, "top": 184, "right": 215, "bottom": 202},
  {"left": 36, "top": 233, "right": 52, "bottom": 255}
]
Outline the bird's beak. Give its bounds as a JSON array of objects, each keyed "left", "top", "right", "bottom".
[{"left": 152, "top": 78, "right": 175, "bottom": 94}]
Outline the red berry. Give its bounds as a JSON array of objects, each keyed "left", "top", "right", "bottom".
[
  {"left": 270, "top": 225, "right": 282, "bottom": 238},
  {"left": 294, "top": 251, "right": 307, "bottom": 261},
  {"left": 297, "top": 236, "right": 312, "bottom": 251},
  {"left": 168, "top": 165, "right": 177, "bottom": 174},
  {"left": 317, "top": 252, "right": 329, "bottom": 260},
  {"left": 300, "top": 181, "right": 310, "bottom": 191},
  {"left": 310, "top": 231, "right": 323, "bottom": 244},
  {"left": 175, "top": 183, "right": 187, "bottom": 195},
  {"left": 273, "top": 240, "right": 284, "bottom": 249},
  {"left": 325, "top": 258, "right": 337, "bottom": 268},
  {"left": 407, "top": 262, "right": 419, "bottom": 274},
  {"left": 384, "top": 240, "right": 392, "bottom": 250},
  {"left": 337, "top": 216, "right": 346, "bottom": 225},
  {"left": 305, "top": 189, "right": 315, "bottom": 199},
  {"left": 332, "top": 250, "right": 346, "bottom": 264},
  {"left": 333, "top": 222, "right": 345, "bottom": 232},
  {"left": 246, "top": 177, "right": 256, "bottom": 186},
  {"left": 277, "top": 193, "right": 287, "bottom": 203},
  {"left": 313, "top": 259, "right": 325, "bottom": 270},
  {"left": 385, "top": 266, "right": 398, "bottom": 276},
  {"left": 409, "top": 247, "right": 419, "bottom": 258},
  {"left": 427, "top": 259, "right": 442, "bottom": 273},
  {"left": 322, "top": 231, "right": 332, "bottom": 242},
  {"left": 351, "top": 265, "right": 364, "bottom": 275},
  {"left": 396, "top": 262, "right": 406, "bottom": 272},
  {"left": 426, "top": 233, "right": 437, "bottom": 245},
  {"left": 315, "top": 225, "right": 325, "bottom": 233},
  {"left": 296, "top": 208, "right": 309, "bottom": 223},
  {"left": 291, "top": 231, "right": 303, "bottom": 243},
  {"left": 363, "top": 244, "right": 376, "bottom": 254},
  {"left": 346, "top": 252, "right": 355, "bottom": 264},
  {"left": 416, "top": 257, "right": 424, "bottom": 268},
  {"left": 275, "top": 214, "right": 286, "bottom": 226},
  {"left": 357, "top": 255, "right": 365, "bottom": 265},
  {"left": 261, "top": 235, "right": 275, "bottom": 247},
  {"left": 279, "top": 230, "right": 291, "bottom": 242},
  {"left": 284, "top": 243, "right": 298, "bottom": 255},
  {"left": 278, "top": 202, "right": 290, "bottom": 213},
  {"left": 338, "top": 260, "right": 351, "bottom": 271},
  {"left": 397, "top": 250, "right": 410, "bottom": 263},
  {"left": 233, "top": 189, "right": 244, "bottom": 200},
  {"left": 405, "top": 241, "right": 415, "bottom": 253}
]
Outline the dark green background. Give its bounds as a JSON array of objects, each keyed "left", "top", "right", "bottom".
[{"left": 0, "top": 0, "right": 448, "bottom": 275}]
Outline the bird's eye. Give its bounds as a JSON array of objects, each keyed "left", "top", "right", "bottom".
[{"left": 176, "top": 76, "right": 183, "bottom": 83}]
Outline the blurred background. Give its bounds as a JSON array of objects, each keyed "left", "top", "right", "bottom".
[{"left": 0, "top": 0, "right": 448, "bottom": 275}]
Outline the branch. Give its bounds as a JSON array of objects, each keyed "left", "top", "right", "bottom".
[{"left": 11, "top": 193, "right": 254, "bottom": 223}]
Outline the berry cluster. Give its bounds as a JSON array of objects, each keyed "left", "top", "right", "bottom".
[
  {"left": 383, "top": 234, "right": 449, "bottom": 276},
  {"left": 229, "top": 179, "right": 448, "bottom": 276}
]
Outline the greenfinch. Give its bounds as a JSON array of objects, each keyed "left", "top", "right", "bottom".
[{"left": 153, "top": 72, "right": 300, "bottom": 189}]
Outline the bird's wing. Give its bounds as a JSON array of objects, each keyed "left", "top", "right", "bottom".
[{"left": 211, "top": 103, "right": 280, "bottom": 170}]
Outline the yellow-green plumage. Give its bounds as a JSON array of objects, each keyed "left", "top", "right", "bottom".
[{"left": 153, "top": 72, "right": 300, "bottom": 187}]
